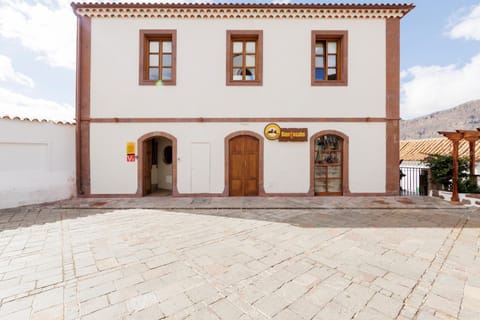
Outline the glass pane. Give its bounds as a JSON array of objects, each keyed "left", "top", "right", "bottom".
[
  {"left": 149, "top": 54, "right": 159, "bottom": 67},
  {"left": 233, "top": 54, "right": 243, "bottom": 67},
  {"left": 315, "top": 42, "right": 324, "bottom": 55},
  {"left": 246, "top": 41, "right": 256, "bottom": 53},
  {"left": 315, "top": 167, "right": 327, "bottom": 178},
  {"left": 315, "top": 68, "right": 324, "bottom": 80},
  {"left": 233, "top": 41, "right": 243, "bottom": 53},
  {"left": 328, "top": 55, "right": 336, "bottom": 67},
  {"left": 315, "top": 180, "right": 327, "bottom": 193},
  {"left": 162, "top": 68, "right": 172, "bottom": 80},
  {"left": 149, "top": 41, "right": 159, "bottom": 53},
  {"left": 328, "top": 41, "right": 337, "bottom": 54},
  {"left": 325, "top": 152, "right": 339, "bottom": 164},
  {"left": 233, "top": 68, "right": 243, "bottom": 80},
  {"left": 149, "top": 68, "right": 159, "bottom": 80},
  {"left": 328, "top": 69, "right": 337, "bottom": 80},
  {"left": 163, "top": 41, "right": 172, "bottom": 53},
  {"left": 245, "top": 54, "right": 255, "bottom": 66},
  {"left": 328, "top": 179, "right": 341, "bottom": 192},
  {"left": 315, "top": 57, "right": 324, "bottom": 68},
  {"left": 163, "top": 54, "right": 172, "bottom": 67},
  {"left": 328, "top": 166, "right": 341, "bottom": 178},
  {"left": 245, "top": 68, "right": 255, "bottom": 80}
]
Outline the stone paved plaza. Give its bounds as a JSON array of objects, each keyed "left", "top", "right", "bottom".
[{"left": 0, "top": 197, "right": 479, "bottom": 320}]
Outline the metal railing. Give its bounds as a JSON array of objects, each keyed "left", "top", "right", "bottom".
[{"left": 400, "top": 166, "right": 429, "bottom": 196}]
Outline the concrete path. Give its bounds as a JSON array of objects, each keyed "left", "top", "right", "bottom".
[{"left": 0, "top": 197, "right": 479, "bottom": 319}]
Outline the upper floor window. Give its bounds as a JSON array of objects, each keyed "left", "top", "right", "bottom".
[
  {"left": 226, "top": 30, "right": 263, "bottom": 86},
  {"left": 311, "top": 31, "right": 348, "bottom": 86},
  {"left": 139, "top": 30, "right": 176, "bottom": 86}
]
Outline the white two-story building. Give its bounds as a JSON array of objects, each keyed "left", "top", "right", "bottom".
[{"left": 72, "top": 2, "right": 414, "bottom": 197}]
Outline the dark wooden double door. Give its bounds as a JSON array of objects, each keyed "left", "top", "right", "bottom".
[{"left": 229, "top": 135, "right": 259, "bottom": 196}]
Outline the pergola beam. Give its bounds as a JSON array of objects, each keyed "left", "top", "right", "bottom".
[{"left": 438, "top": 131, "right": 463, "bottom": 202}]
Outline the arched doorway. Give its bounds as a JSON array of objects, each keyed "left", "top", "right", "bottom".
[
  {"left": 312, "top": 131, "right": 349, "bottom": 196},
  {"left": 227, "top": 133, "right": 261, "bottom": 196},
  {"left": 137, "top": 132, "right": 177, "bottom": 196}
]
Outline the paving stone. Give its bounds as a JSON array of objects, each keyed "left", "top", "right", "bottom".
[
  {"left": 80, "top": 295, "right": 109, "bottom": 316},
  {"left": 209, "top": 298, "right": 244, "bottom": 319},
  {"left": 253, "top": 293, "right": 290, "bottom": 318},
  {"left": 32, "top": 287, "right": 63, "bottom": 312},
  {"left": 367, "top": 292, "right": 403, "bottom": 318},
  {"left": 0, "top": 198, "right": 478, "bottom": 320}
]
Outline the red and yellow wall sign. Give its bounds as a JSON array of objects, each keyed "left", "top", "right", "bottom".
[
  {"left": 264, "top": 123, "right": 308, "bottom": 142},
  {"left": 126, "top": 142, "right": 136, "bottom": 162}
]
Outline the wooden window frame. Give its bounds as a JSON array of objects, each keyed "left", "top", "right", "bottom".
[
  {"left": 226, "top": 30, "right": 263, "bottom": 86},
  {"left": 139, "top": 29, "right": 177, "bottom": 86},
  {"left": 311, "top": 30, "right": 348, "bottom": 86}
]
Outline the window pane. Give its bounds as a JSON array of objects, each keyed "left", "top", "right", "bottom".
[
  {"left": 163, "top": 54, "right": 172, "bottom": 67},
  {"left": 328, "top": 69, "right": 337, "bottom": 80},
  {"left": 315, "top": 167, "right": 327, "bottom": 177},
  {"left": 315, "top": 180, "right": 327, "bottom": 193},
  {"left": 315, "top": 42, "right": 324, "bottom": 55},
  {"left": 233, "top": 42, "right": 243, "bottom": 53},
  {"left": 233, "top": 68, "right": 243, "bottom": 80},
  {"left": 149, "top": 68, "right": 159, "bottom": 80},
  {"left": 328, "top": 41, "right": 337, "bottom": 54},
  {"left": 246, "top": 41, "right": 256, "bottom": 53},
  {"left": 245, "top": 68, "right": 255, "bottom": 80},
  {"left": 315, "top": 68, "right": 324, "bottom": 80},
  {"left": 315, "top": 57, "right": 324, "bottom": 68},
  {"left": 328, "top": 55, "right": 336, "bottom": 67},
  {"left": 328, "top": 166, "right": 341, "bottom": 177},
  {"left": 245, "top": 54, "right": 255, "bottom": 67},
  {"left": 149, "top": 41, "right": 159, "bottom": 53},
  {"left": 162, "top": 68, "right": 172, "bottom": 80},
  {"left": 149, "top": 54, "right": 159, "bottom": 67},
  {"left": 328, "top": 179, "right": 341, "bottom": 192},
  {"left": 163, "top": 41, "right": 172, "bottom": 53},
  {"left": 233, "top": 54, "right": 243, "bottom": 67}
]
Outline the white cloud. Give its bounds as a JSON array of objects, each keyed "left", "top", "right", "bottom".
[
  {"left": 0, "top": 54, "right": 34, "bottom": 88},
  {"left": 401, "top": 53, "right": 480, "bottom": 119},
  {"left": 0, "top": 0, "right": 75, "bottom": 69},
  {"left": 401, "top": 4, "right": 480, "bottom": 119},
  {"left": 0, "top": 86, "right": 74, "bottom": 122},
  {"left": 448, "top": 4, "right": 480, "bottom": 40}
]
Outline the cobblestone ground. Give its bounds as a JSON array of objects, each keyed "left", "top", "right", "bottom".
[{"left": 0, "top": 200, "right": 479, "bottom": 319}]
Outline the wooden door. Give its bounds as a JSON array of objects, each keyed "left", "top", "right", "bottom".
[
  {"left": 314, "top": 135, "right": 343, "bottom": 196},
  {"left": 143, "top": 139, "right": 153, "bottom": 195},
  {"left": 229, "top": 135, "right": 259, "bottom": 196}
]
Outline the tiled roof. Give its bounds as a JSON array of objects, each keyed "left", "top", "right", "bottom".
[
  {"left": 0, "top": 115, "right": 75, "bottom": 125},
  {"left": 71, "top": 2, "right": 414, "bottom": 19},
  {"left": 400, "top": 137, "right": 480, "bottom": 161}
]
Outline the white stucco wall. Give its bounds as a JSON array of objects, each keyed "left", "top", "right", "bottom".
[
  {"left": 89, "top": 18, "right": 386, "bottom": 118},
  {"left": 0, "top": 119, "right": 76, "bottom": 209},
  {"left": 89, "top": 122, "right": 386, "bottom": 194}
]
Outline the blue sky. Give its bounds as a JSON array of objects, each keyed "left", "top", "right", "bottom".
[{"left": 0, "top": 0, "right": 479, "bottom": 122}]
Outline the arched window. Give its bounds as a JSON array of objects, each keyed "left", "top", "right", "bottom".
[{"left": 314, "top": 135, "right": 343, "bottom": 195}]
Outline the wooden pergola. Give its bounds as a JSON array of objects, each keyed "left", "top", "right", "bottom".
[{"left": 438, "top": 128, "right": 480, "bottom": 202}]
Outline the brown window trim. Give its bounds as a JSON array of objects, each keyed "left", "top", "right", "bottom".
[
  {"left": 226, "top": 30, "right": 263, "bottom": 86},
  {"left": 139, "top": 29, "right": 177, "bottom": 86},
  {"left": 311, "top": 30, "right": 348, "bottom": 86}
]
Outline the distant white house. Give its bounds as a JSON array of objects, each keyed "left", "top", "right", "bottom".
[
  {"left": 71, "top": 2, "right": 413, "bottom": 197},
  {"left": 0, "top": 117, "right": 76, "bottom": 209},
  {"left": 400, "top": 137, "right": 480, "bottom": 195}
]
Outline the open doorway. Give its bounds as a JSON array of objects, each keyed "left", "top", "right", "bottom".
[{"left": 142, "top": 136, "right": 173, "bottom": 196}]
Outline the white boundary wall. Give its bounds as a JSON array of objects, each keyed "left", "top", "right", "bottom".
[{"left": 0, "top": 119, "right": 76, "bottom": 209}]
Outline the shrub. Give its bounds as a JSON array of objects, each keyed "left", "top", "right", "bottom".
[{"left": 422, "top": 154, "right": 478, "bottom": 193}]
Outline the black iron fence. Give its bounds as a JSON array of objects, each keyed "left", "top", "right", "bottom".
[{"left": 400, "top": 166, "right": 429, "bottom": 196}]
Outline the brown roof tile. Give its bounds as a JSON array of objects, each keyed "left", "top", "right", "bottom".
[{"left": 400, "top": 138, "right": 480, "bottom": 161}]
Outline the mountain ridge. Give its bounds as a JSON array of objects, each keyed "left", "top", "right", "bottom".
[{"left": 400, "top": 100, "right": 480, "bottom": 140}]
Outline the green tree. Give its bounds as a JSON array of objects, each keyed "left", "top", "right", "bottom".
[{"left": 422, "top": 154, "right": 478, "bottom": 193}]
